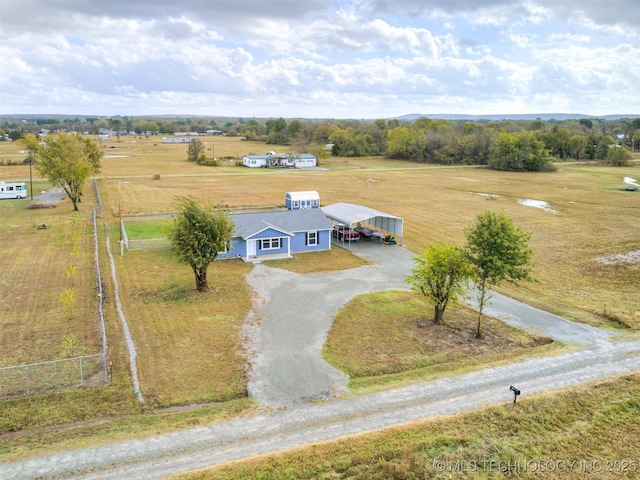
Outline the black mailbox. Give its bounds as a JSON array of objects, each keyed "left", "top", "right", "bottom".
[{"left": 510, "top": 385, "right": 521, "bottom": 405}]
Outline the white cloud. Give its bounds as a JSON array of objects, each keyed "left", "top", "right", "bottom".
[{"left": 0, "top": 0, "right": 637, "bottom": 117}]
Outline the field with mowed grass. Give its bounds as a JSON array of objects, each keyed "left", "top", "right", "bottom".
[
  {"left": 113, "top": 249, "right": 252, "bottom": 407},
  {"left": 99, "top": 140, "right": 639, "bottom": 329},
  {"left": 323, "top": 290, "right": 558, "bottom": 395},
  {"left": 0, "top": 188, "right": 101, "bottom": 368},
  {"left": 0, "top": 135, "right": 638, "bottom": 461}
]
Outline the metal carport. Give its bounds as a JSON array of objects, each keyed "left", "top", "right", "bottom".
[{"left": 321, "top": 202, "right": 403, "bottom": 246}]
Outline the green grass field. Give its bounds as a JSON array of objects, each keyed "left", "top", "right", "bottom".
[{"left": 0, "top": 135, "right": 638, "bottom": 465}]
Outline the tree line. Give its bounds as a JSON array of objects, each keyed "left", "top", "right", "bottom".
[{"left": 4, "top": 115, "right": 638, "bottom": 170}]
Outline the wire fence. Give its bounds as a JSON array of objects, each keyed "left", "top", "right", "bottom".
[
  {"left": 0, "top": 208, "right": 108, "bottom": 400},
  {"left": 92, "top": 177, "right": 103, "bottom": 216},
  {"left": 120, "top": 212, "right": 174, "bottom": 252},
  {"left": 126, "top": 237, "right": 172, "bottom": 251},
  {"left": 0, "top": 355, "right": 105, "bottom": 398}
]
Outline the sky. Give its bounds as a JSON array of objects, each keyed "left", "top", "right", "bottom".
[{"left": 0, "top": 0, "right": 638, "bottom": 119}]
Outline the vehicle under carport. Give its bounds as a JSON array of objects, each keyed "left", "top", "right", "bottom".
[{"left": 321, "top": 202, "right": 404, "bottom": 247}]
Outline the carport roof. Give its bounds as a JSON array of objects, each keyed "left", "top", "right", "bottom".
[{"left": 321, "top": 202, "right": 403, "bottom": 237}]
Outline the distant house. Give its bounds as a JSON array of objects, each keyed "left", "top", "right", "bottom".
[
  {"left": 242, "top": 152, "right": 317, "bottom": 168},
  {"left": 218, "top": 208, "right": 332, "bottom": 261}
]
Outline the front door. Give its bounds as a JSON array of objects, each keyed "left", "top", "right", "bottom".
[{"left": 247, "top": 239, "right": 256, "bottom": 257}]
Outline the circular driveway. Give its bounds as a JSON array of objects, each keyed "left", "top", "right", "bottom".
[{"left": 244, "top": 240, "right": 615, "bottom": 407}]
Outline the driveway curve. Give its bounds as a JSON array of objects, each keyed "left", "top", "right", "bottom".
[
  {"left": 244, "top": 240, "right": 617, "bottom": 408},
  {"left": 243, "top": 241, "right": 415, "bottom": 407}
]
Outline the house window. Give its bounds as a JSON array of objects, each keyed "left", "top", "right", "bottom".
[
  {"left": 293, "top": 200, "right": 299, "bottom": 208},
  {"left": 312, "top": 199, "right": 319, "bottom": 207},
  {"left": 306, "top": 231, "right": 318, "bottom": 246},
  {"left": 218, "top": 240, "right": 230, "bottom": 254},
  {"left": 260, "top": 238, "right": 281, "bottom": 250}
]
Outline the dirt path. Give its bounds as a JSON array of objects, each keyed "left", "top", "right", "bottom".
[{"left": 3, "top": 241, "right": 637, "bottom": 479}]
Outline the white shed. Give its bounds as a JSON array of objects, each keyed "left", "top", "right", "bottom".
[{"left": 285, "top": 191, "right": 320, "bottom": 210}]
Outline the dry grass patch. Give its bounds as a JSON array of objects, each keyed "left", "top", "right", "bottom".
[
  {"left": 263, "top": 245, "right": 369, "bottom": 273},
  {"left": 0, "top": 193, "right": 101, "bottom": 368},
  {"left": 0, "top": 397, "right": 254, "bottom": 464},
  {"left": 101, "top": 160, "right": 640, "bottom": 333},
  {"left": 115, "top": 248, "right": 253, "bottom": 408},
  {"left": 323, "top": 290, "right": 552, "bottom": 381}
]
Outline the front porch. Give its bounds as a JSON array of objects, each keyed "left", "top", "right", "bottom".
[{"left": 241, "top": 252, "right": 293, "bottom": 263}]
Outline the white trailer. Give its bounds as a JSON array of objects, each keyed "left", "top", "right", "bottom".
[{"left": 0, "top": 182, "right": 27, "bottom": 199}]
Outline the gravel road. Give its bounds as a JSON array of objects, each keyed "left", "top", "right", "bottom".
[
  {"left": 2, "top": 240, "right": 638, "bottom": 479},
  {"left": 33, "top": 187, "right": 66, "bottom": 204}
]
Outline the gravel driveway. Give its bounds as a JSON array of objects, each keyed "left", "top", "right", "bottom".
[
  {"left": 243, "top": 241, "right": 415, "bottom": 407},
  {"left": 3, "top": 240, "right": 637, "bottom": 479},
  {"left": 244, "top": 240, "right": 616, "bottom": 408},
  {"left": 33, "top": 187, "right": 66, "bottom": 204}
]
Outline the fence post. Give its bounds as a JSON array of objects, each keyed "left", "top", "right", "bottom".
[
  {"left": 79, "top": 356, "right": 84, "bottom": 385},
  {"left": 25, "top": 365, "right": 29, "bottom": 395}
]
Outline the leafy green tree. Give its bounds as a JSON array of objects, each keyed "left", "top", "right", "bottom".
[
  {"left": 489, "top": 131, "right": 553, "bottom": 172},
  {"left": 386, "top": 127, "right": 415, "bottom": 159},
  {"left": 167, "top": 196, "right": 234, "bottom": 292},
  {"left": 606, "top": 146, "right": 632, "bottom": 166},
  {"left": 579, "top": 118, "right": 593, "bottom": 130},
  {"left": 569, "top": 134, "right": 588, "bottom": 160},
  {"left": 542, "top": 125, "right": 571, "bottom": 159},
  {"left": 306, "top": 143, "right": 331, "bottom": 163},
  {"left": 595, "top": 135, "right": 615, "bottom": 160},
  {"left": 464, "top": 210, "right": 535, "bottom": 338},
  {"left": 406, "top": 243, "right": 472, "bottom": 326},
  {"left": 266, "top": 117, "right": 288, "bottom": 144},
  {"left": 632, "top": 129, "right": 640, "bottom": 152},
  {"left": 21, "top": 133, "right": 102, "bottom": 211},
  {"left": 187, "top": 138, "right": 205, "bottom": 163}
]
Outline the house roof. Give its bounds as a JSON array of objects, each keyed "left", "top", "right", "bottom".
[
  {"left": 321, "top": 202, "right": 404, "bottom": 237},
  {"left": 231, "top": 208, "right": 332, "bottom": 239},
  {"left": 285, "top": 190, "right": 319, "bottom": 200}
]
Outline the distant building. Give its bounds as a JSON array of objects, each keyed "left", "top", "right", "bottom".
[
  {"left": 242, "top": 152, "right": 317, "bottom": 168},
  {"left": 285, "top": 191, "right": 320, "bottom": 210}
]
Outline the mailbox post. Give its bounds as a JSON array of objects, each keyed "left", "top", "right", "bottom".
[{"left": 510, "top": 385, "right": 521, "bottom": 405}]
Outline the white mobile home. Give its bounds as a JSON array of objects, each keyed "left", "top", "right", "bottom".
[
  {"left": 242, "top": 152, "right": 317, "bottom": 168},
  {"left": 0, "top": 182, "right": 27, "bottom": 199}
]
